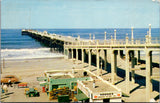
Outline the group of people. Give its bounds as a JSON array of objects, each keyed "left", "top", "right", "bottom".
[{"left": 1, "top": 79, "right": 12, "bottom": 93}]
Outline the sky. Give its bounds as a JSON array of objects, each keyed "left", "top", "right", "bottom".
[{"left": 1, "top": 0, "right": 160, "bottom": 29}]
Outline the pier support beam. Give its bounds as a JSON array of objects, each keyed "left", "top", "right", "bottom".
[
  {"left": 71, "top": 49, "right": 74, "bottom": 60},
  {"left": 96, "top": 49, "right": 100, "bottom": 76},
  {"left": 69, "top": 49, "right": 72, "bottom": 59},
  {"left": 76, "top": 49, "right": 78, "bottom": 61},
  {"left": 88, "top": 49, "right": 92, "bottom": 70},
  {"left": 118, "top": 50, "right": 120, "bottom": 57},
  {"left": 67, "top": 49, "right": 69, "bottom": 59},
  {"left": 64, "top": 48, "right": 69, "bottom": 59},
  {"left": 111, "top": 50, "right": 118, "bottom": 84},
  {"left": 146, "top": 50, "right": 152, "bottom": 102},
  {"left": 82, "top": 49, "right": 84, "bottom": 65},
  {"left": 135, "top": 50, "right": 140, "bottom": 64},
  {"left": 64, "top": 49, "right": 66, "bottom": 59},
  {"left": 104, "top": 50, "right": 107, "bottom": 71},
  {"left": 120, "top": 50, "right": 123, "bottom": 58},
  {"left": 125, "top": 49, "right": 130, "bottom": 94},
  {"left": 130, "top": 51, "right": 135, "bottom": 83}
]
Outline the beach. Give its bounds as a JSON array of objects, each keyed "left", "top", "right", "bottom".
[
  {"left": 1, "top": 51, "right": 159, "bottom": 102},
  {"left": 1, "top": 57, "right": 74, "bottom": 102},
  {"left": 1, "top": 0, "right": 159, "bottom": 102}
]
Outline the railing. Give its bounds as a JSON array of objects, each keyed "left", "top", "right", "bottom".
[
  {"left": 151, "top": 37, "right": 160, "bottom": 44},
  {"left": 65, "top": 36, "right": 160, "bottom": 46},
  {"left": 23, "top": 29, "right": 160, "bottom": 46}
]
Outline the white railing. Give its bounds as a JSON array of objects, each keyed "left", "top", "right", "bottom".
[
  {"left": 66, "top": 36, "right": 160, "bottom": 46},
  {"left": 23, "top": 29, "right": 160, "bottom": 46}
]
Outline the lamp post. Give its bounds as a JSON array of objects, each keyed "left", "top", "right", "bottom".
[
  {"left": 126, "top": 33, "right": 129, "bottom": 44},
  {"left": 149, "top": 24, "right": 151, "bottom": 44},
  {"left": 131, "top": 27, "right": 134, "bottom": 44},
  {"left": 104, "top": 31, "right": 106, "bottom": 40},
  {"left": 114, "top": 29, "right": 116, "bottom": 41},
  {"left": 93, "top": 34, "right": 95, "bottom": 44},
  {"left": 89, "top": 33, "right": 91, "bottom": 41},
  {"left": 93, "top": 34, "right": 95, "bottom": 41},
  {"left": 104, "top": 31, "right": 107, "bottom": 45}
]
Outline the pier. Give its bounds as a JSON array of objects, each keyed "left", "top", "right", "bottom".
[{"left": 22, "top": 24, "right": 160, "bottom": 102}]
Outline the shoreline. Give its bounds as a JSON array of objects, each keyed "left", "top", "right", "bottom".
[{"left": 1, "top": 56, "right": 64, "bottom": 62}]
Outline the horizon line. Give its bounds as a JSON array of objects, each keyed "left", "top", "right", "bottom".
[{"left": 1, "top": 27, "right": 159, "bottom": 29}]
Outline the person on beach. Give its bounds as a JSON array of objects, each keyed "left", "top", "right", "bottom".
[
  {"left": 3, "top": 84, "right": 8, "bottom": 93},
  {"left": 2, "top": 83, "right": 4, "bottom": 88},
  {"left": 8, "top": 79, "right": 12, "bottom": 87},
  {"left": 1, "top": 83, "right": 4, "bottom": 93}
]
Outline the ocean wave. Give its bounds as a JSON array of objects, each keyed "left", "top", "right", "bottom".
[{"left": 1, "top": 48, "right": 64, "bottom": 60}]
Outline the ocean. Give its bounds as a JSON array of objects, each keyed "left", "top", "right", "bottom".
[{"left": 1, "top": 28, "right": 160, "bottom": 60}]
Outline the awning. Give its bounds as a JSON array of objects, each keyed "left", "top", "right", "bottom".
[
  {"left": 75, "top": 93, "right": 89, "bottom": 101},
  {"left": 40, "top": 81, "right": 47, "bottom": 86},
  {"left": 37, "top": 77, "right": 47, "bottom": 81}
]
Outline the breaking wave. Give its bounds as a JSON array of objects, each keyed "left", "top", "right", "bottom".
[{"left": 1, "top": 48, "right": 64, "bottom": 60}]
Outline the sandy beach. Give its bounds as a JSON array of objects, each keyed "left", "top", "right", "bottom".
[
  {"left": 1, "top": 57, "right": 78, "bottom": 102},
  {"left": 1, "top": 52, "right": 159, "bottom": 102}
]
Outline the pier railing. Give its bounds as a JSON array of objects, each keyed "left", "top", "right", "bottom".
[
  {"left": 22, "top": 29, "right": 160, "bottom": 47},
  {"left": 66, "top": 36, "right": 160, "bottom": 46}
]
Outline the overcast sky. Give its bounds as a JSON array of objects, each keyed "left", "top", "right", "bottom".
[{"left": 1, "top": 0, "right": 159, "bottom": 29}]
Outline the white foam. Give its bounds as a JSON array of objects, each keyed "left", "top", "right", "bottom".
[{"left": 1, "top": 48, "right": 64, "bottom": 60}]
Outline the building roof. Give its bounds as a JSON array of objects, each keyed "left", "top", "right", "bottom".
[{"left": 82, "top": 80, "right": 117, "bottom": 93}]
